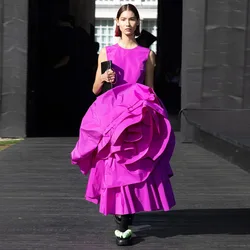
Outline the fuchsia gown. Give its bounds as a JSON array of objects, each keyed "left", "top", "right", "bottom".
[{"left": 71, "top": 44, "right": 176, "bottom": 215}]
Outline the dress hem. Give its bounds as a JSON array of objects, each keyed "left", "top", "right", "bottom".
[{"left": 85, "top": 196, "right": 176, "bottom": 216}]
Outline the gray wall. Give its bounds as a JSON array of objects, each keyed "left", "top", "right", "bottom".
[
  {"left": 181, "top": 0, "right": 250, "bottom": 141},
  {"left": 1, "top": 0, "right": 250, "bottom": 139},
  {"left": 0, "top": 0, "right": 95, "bottom": 138},
  {"left": 0, "top": 0, "right": 28, "bottom": 137}
]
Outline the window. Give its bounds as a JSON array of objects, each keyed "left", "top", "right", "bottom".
[
  {"left": 95, "top": 19, "right": 115, "bottom": 51},
  {"left": 141, "top": 19, "right": 157, "bottom": 53}
]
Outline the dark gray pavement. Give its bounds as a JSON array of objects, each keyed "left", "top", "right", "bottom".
[{"left": 0, "top": 133, "right": 250, "bottom": 249}]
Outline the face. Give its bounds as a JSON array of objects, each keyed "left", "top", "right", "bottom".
[{"left": 117, "top": 10, "right": 139, "bottom": 36}]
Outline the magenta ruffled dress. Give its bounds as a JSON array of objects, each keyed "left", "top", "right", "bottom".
[{"left": 71, "top": 44, "right": 176, "bottom": 215}]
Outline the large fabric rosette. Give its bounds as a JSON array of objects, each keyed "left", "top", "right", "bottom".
[{"left": 71, "top": 83, "right": 175, "bottom": 189}]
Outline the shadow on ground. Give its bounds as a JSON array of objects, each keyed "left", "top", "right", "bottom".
[{"left": 131, "top": 208, "right": 250, "bottom": 243}]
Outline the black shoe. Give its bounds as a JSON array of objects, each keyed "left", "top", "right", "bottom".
[
  {"left": 116, "top": 236, "right": 132, "bottom": 246},
  {"left": 115, "top": 229, "right": 132, "bottom": 246}
]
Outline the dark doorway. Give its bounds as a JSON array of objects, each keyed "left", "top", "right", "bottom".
[
  {"left": 27, "top": 0, "right": 96, "bottom": 137},
  {"left": 156, "top": 0, "right": 182, "bottom": 115}
]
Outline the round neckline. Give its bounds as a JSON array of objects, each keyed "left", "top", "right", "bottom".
[{"left": 116, "top": 43, "right": 139, "bottom": 50}]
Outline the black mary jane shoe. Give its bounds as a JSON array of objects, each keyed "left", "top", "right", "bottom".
[
  {"left": 114, "top": 215, "right": 134, "bottom": 226},
  {"left": 115, "top": 229, "right": 132, "bottom": 246}
]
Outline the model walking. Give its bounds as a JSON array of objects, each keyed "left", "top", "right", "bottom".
[{"left": 71, "top": 4, "right": 176, "bottom": 246}]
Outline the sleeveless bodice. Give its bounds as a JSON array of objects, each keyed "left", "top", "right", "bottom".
[{"left": 106, "top": 44, "right": 150, "bottom": 86}]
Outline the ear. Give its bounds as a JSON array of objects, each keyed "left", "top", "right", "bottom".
[{"left": 116, "top": 18, "right": 119, "bottom": 26}]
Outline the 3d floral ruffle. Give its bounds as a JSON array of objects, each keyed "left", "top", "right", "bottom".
[{"left": 71, "top": 83, "right": 175, "bottom": 188}]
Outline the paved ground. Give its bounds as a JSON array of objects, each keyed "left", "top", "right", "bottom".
[{"left": 0, "top": 133, "right": 250, "bottom": 249}]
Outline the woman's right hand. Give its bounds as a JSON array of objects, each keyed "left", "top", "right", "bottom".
[{"left": 101, "top": 69, "right": 116, "bottom": 84}]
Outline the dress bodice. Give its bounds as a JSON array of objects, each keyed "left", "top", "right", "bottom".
[{"left": 105, "top": 43, "right": 150, "bottom": 86}]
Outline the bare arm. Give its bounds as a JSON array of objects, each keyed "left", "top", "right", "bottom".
[
  {"left": 145, "top": 50, "right": 156, "bottom": 90},
  {"left": 92, "top": 48, "right": 108, "bottom": 95}
]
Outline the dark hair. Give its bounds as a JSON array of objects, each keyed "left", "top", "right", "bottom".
[{"left": 115, "top": 4, "right": 140, "bottom": 37}]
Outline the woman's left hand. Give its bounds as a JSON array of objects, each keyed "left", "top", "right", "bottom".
[{"left": 107, "top": 69, "right": 116, "bottom": 84}]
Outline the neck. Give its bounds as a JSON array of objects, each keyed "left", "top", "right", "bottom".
[{"left": 119, "top": 35, "right": 137, "bottom": 48}]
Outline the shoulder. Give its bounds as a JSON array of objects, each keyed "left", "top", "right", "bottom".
[
  {"left": 98, "top": 47, "right": 107, "bottom": 62},
  {"left": 100, "top": 44, "right": 118, "bottom": 56},
  {"left": 137, "top": 46, "right": 155, "bottom": 58},
  {"left": 146, "top": 50, "right": 156, "bottom": 65},
  {"left": 148, "top": 50, "right": 155, "bottom": 58},
  {"left": 137, "top": 45, "right": 150, "bottom": 53},
  {"left": 99, "top": 44, "right": 118, "bottom": 60},
  {"left": 99, "top": 44, "right": 115, "bottom": 53},
  {"left": 99, "top": 47, "right": 107, "bottom": 56},
  {"left": 105, "top": 44, "right": 118, "bottom": 51}
]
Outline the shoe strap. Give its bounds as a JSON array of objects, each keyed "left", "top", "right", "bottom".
[{"left": 114, "top": 229, "right": 132, "bottom": 239}]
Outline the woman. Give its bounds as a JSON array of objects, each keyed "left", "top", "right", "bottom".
[{"left": 71, "top": 4, "right": 176, "bottom": 246}]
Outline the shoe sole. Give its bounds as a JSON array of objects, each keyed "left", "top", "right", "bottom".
[{"left": 116, "top": 236, "right": 132, "bottom": 246}]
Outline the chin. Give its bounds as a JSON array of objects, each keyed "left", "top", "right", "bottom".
[{"left": 124, "top": 31, "right": 134, "bottom": 36}]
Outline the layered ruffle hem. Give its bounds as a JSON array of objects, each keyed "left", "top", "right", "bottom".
[{"left": 71, "top": 83, "right": 176, "bottom": 215}]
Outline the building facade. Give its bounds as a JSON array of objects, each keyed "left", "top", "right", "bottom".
[
  {"left": 95, "top": 0, "right": 158, "bottom": 52},
  {"left": 0, "top": 0, "right": 250, "bottom": 142}
]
